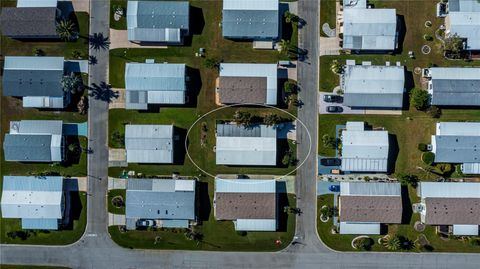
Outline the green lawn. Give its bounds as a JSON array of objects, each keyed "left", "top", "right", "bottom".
[
  {"left": 0, "top": 192, "right": 87, "bottom": 245},
  {"left": 320, "top": 0, "right": 337, "bottom": 37},
  {"left": 0, "top": 12, "right": 90, "bottom": 60},
  {"left": 317, "top": 192, "right": 480, "bottom": 253},
  {"left": 108, "top": 189, "right": 126, "bottom": 214},
  {"left": 109, "top": 191, "right": 296, "bottom": 251},
  {"left": 110, "top": 0, "right": 128, "bottom": 30}
]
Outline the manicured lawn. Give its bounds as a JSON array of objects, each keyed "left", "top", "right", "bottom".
[
  {"left": 109, "top": 191, "right": 296, "bottom": 251},
  {"left": 320, "top": 0, "right": 337, "bottom": 36},
  {"left": 0, "top": 192, "right": 87, "bottom": 245},
  {"left": 110, "top": 0, "right": 128, "bottom": 30},
  {"left": 317, "top": 191, "right": 480, "bottom": 253},
  {"left": 108, "top": 189, "right": 126, "bottom": 214},
  {"left": 0, "top": 12, "right": 90, "bottom": 59}
]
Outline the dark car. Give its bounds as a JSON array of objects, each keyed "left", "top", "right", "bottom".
[
  {"left": 328, "top": 185, "right": 340, "bottom": 192},
  {"left": 326, "top": 106, "right": 343, "bottom": 113},
  {"left": 321, "top": 158, "right": 341, "bottom": 166},
  {"left": 323, "top": 95, "right": 339, "bottom": 103}
]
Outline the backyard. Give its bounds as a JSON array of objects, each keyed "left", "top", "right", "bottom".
[
  {"left": 317, "top": 191, "right": 480, "bottom": 253},
  {"left": 0, "top": 191, "right": 87, "bottom": 245}
]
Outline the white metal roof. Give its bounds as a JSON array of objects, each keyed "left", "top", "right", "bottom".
[
  {"left": 340, "top": 182, "right": 401, "bottom": 196},
  {"left": 22, "top": 96, "right": 64, "bottom": 108},
  {"left": 462, "top": 163, "right": 480, "bottom": 174},
  {"left": 216, "top": 136, "right": 277, "bottom": 165},
  {"left": 339, "top": 222, "right": 381, "bottom": 235},
  {"left": 447, "top": 12, "right": 480, "bottom": 50},
  {"left": 453, "top": 224, "right": 479, "bottom": 235},
  {"left": 436, "top": 122, "right": 480, "bottom": 136},
  {"left": 223, "top": 0, "right": 278, "bottom": 11},
  {"left": 16, "top": 0, "right": 57, "bottom": 7},
  {"left": 219, "top": 63, "right": 277, "bottom": 105},
  {"left": 125, "top": 125, "right": 174, "bottom": 163},
  {"left": 429, "top": 67, "right": 480, "bottom": 80},
  {"left": 341, "top": 122, "right": 389, "bottom": 172},
  {"left": 215, "top": 178, "right": 276, "bottom": 193},
  {"left": 4, "top": 56, "right": 64, "bottom": 70},
  {"left": 235, "top": 219, "right": 276, "bottom": 231},
  {"left": 419, "top": 182, "right": 480, "bottom": 198}
]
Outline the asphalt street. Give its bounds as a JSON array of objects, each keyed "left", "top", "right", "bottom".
[{"left": 1, "top": 1, "right": 479, "bottom": 268}]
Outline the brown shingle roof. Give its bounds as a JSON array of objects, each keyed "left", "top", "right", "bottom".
[
  {"left": 217, "top": 76, "right": 267, "bottom": 104},
  {"left": 425, "top": 198, "right": 480, "bottom": 225},
  {"left": 340, "top": 196, "right": 403, "bottom": 223},
  {"left": 0, "top": 7, "right": 58, "bottom": 38},
  {"left": 215, "top": 192, "right": 276, "bottom": 220}
]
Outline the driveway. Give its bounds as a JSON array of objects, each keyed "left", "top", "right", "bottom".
[
  {"left": 108, "top": 213, "right": 126, "bottom": 226},
  {"left": 317, "top": 181, "right": 340, "bottom": 196},
  {"left": 108, "top": 178, "right": 126, "bottom": 190},
  {"left": 318, "top": 92, "right": 403, "bottom": 115},
  {"left": 318, "top": 155, "right": 340, "bottom": 175},
  {"left": 319, "top": 37, "right": 341, "bottom": 56},
  {"left": 109, "top": 88, "right": 126, "bottom": 109},
  {"left": 109, "top": 29, "right": 168, "bottom": 49}
]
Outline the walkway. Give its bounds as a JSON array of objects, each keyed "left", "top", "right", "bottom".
[{"left": 109, "top": 29, "right": 168, "bottom": 49}]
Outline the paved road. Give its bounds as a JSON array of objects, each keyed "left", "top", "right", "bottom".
[{"left": 2, "top": 1, "right": 480, "bottom": 268}]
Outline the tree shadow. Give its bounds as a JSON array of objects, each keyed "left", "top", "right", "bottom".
[
  {"left": 183, "top": 5, "right": 205, "bottom": 46},
  {"left": 400, "top": 185, "right": 413, "bottom": 224},
  {"left": 89, "top": 82, "right": 119, "bottom": 103},
  {"left": 387, "top": 134, "right": 399, "bottom": 174},
  {"left": 89, "top": 32, "right": 110, "bottom": 50},
  {"left": 197, "top": 181, "right": 211, "bottom": 222}
]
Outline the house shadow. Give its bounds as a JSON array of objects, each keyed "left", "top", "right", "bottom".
[
  {"left": 276, "top": 181, "right": 289, "bottom": 232},
  {"left": 277, "top": 77, "right": 288, "bottom": 108},
  {"left": 402, "top": 70, "right": 415, "bottom": 110},
  {"left": 173, "top": 126, "right": 187, "bottom": 165},
  {"left": 61, "top": 191, "right": 83, "bottom": 230},
  {"left": 400, "top": 185, "right": 413, "bottom": 224},
  {"left": 393, "top": 15, "right": 407, "bottom": 55},
  {"left": 280, "top": 3, "right": 292, "bottom": 41},
  {"left": 182, "top": 5, "right": 205, "bottom": 47},
  {"left": 196, "top": 181, "right": 211, "bottom": 223},
  {"left": 277, "top": 138, "right": 291, "bottom": 168},
  {"left": 387, "top": 134, "right": 399, "bottom": 174},
  {"left": 57, "top": 1, "right": 75, "bottom": 18},
  {"left": 60, "top": 135, "right": 82, "bottom": 167},
  {"left": 185, "top": 66, "right": 202, "bottom": 107}
]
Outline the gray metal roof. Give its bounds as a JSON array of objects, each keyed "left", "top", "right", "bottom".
[
  {"left": 447, "top": 12, "right": 480, "bottom": 50},
  {"left": 448, "top": 0, "right": 480, "bottom": 12},
  {"left": 343, "top": 8, "right": 397, "bottom": 50},
  {"left": 22, "top": 218, "right": 59, "bottom": 229},
  {"left": 125, "top": 125, "right": 174, "bottom": 163},
  {"left": 0, "top": 7, "right": 58, "bottom": 38},
  {"left": 2, "top": 56, "right": 64, "bottom": 97},
  {"left": 2, "top": 176, "right": 63, "bottom": 192},
  {"left": 222, "top": 10, "right": 279, "bottom": 39},
  {"left": 127, "top": 1, "right": 189, "bottom": 42},
  {"left": 17, "top": 120, "right": 63, "bottom": 135},
  {"left": 433, "top": 136, "right": 480, "bottom": 163},
  {"left": 428, "top": 67, "right": 480, "bottom": 106},
  {"left": 4, "top": 134, "right": 55, "bottom": 162},
  {"left": 126, "top": 179, "right": 196, "bottom": 223}
]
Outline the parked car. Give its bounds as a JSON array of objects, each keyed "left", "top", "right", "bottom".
[
  {"left": 321, "top": 158, "right": 341, "bottom": 166},
  {"left": 323, "top": 95, "right": 340, "bottom": 103},
  {"left": 326, "top": 106, "right": 343, "bottom": 113},
  {"left": 136, "top": 219, "right": 155, "bottom": 227},
  {"left": 329, "top": 185, "right": 340, "bottom": 192}
]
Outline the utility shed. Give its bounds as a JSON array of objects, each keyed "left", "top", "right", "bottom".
[
  {"left": 446, "top": 12, "right": 480, "bottom": 50},
  {"left": 341, "top": 122, "right": 389, "bottom": 172},
  {"left": 16, "top": 0, "right": 57, "bottom": 7},
  {"left": 125, "top": 62, "right": 186, "bottom": 110},
  {"left": 216, "top": 123, "right": 277, "bottom": 166},
  {"left": 339, "top": 182, "right": 402, "bottom": 235},
  {"left": 214, "top": 178, "right": 277, "bottom": 231},
  {"left": 1, "top": 176, "right": 64, "bottom": 230},
  {"left": 2, "top": 56, "right": 66, "bottom": 108},
  {"left": 0, "top": 7, "right": 59, "bottom": 39},
  {"left": 222, "top": 0, "right": 279, "bottom": 40},
  {"left": 3, "top": 120, "right": 64, "bottom": 162},
  {"left": 427, "top": 67, "right": 480, "bottom": 106},
  {"left": 342, "top": 64, "right": 405, "bottom": 108},
  {"left": 125, "top": 125, "right": 174, "bottom": 164},
  {"left": 418, "top": 182, "right": 480, "bottom": 235},
  {"left": 125, "top": 178, "right": 196, "bottom": 229},
  {"left": 448, "top": 0, "right": 480, "bottom": 12},
  {"left": 431, "top": 122, "right": 480, "bottom": 174},
  {"left": 127, "top": 0, "right": 190, "bottom": 43},
  {"left": 343, "top": 8, "right": 397, "bottom": 51},
  {"left": 217, "top": 63, "right": 278, "bottom": 105}
]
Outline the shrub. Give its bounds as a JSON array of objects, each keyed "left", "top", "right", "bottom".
[
  {"left": 422, "top": 152, "right": 435, "bottom": 165},
  {"left": 424, "top": 34, "right": 433, "bottom": 41},
  {"left": 204, "top": 58, "right": 220, "bottom": 70},
  {"left": 418, "top": 143, "right": 428, "bottom": 152},
  {"left": 427, "top": 106, "right": 441, "bottom": 118},
  {"left": 397, "top": 173, "right": 419, "bottom": 188},
  {"left": 435, "top": 163, "right": 453, "bottom": 175},
  {"left": 320, "top": 205, "right": 334, "bottom": 218},
  {"left": 263, "top": 113, "right": 283, "bottom": 126},
  {"left": 33, "top": 48, "right": 45, "bottom": 56},
  {"left": 111, "top": 131, "right": 125, "bottom": 147},
  {"left": 354, "top": 237, "right": 374, "bottom": 251},
  {"left": 455, "top": 164, "right": 465, "bottom": 177},
  {"left": 330, "top": 60, "right": 344, "bottom": 74},
  {"left": 410, "top": 88, "right": 430, "bottom": 110},
  {"left": 283, "top": 80, "right": 298, "bottom": 96},
  {"left": 322, "top": 134, "right": 337, "bottom": 149},
  {"left": 444, "top": 33, "right": 463, "bottom": 59}
]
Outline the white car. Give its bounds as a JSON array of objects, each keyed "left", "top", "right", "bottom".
[{"left": 136, "top": 219, "right": 155, "bottom": 227}]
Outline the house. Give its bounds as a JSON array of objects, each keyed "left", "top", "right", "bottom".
[
  {"left": 3, "top": 120, "right": 64, "bottom": 162},
  {"left": 0, "top": 0, "right": 60, "bottom": 39},
  {"left": 222, "top": 0, "right": 279, "bottom": 40},
  {"left": 216, "top": 123, "right": 277, "bottom": 166},
  {"left": 339, "top": 182, "right": 402, "bottom": 234},
  {"left": 430, "top": 122, "right": 480, "bottom": 174},
  {"left": 216, "top": 63, "right": 277, "bottom": 105},
  {"left": 342, "top": 63, "right": 405, "bottom": 108},
  {"left": 125, "top": 178, "right": 196, "bottom": 229},
  {"left": 2, "top": 56, "right": 68, "bottom": 109},
  {"left": 126, "top": 0, "right": 189, "bottom": 44},
  {"left": 445, "top": 12, "right": 480, "bottom": 50},
  {"left": 448, "top": 0, "right": 480, "bottom": 12},
  {"left": 214, "top": 178, "right": 277, "bottom": 231},
  {"left": 342, "top": 8, "right": 398, "bottom": 51},
  {"left": 424, "top": 67, "right": 480, "bottom": 106},
  {"left": 125, "top": 62, "right": 186, "bottom": 110},
  {"left": 341, "top": 122, "right": 390, "bottom": 173},
  {"left": 125, "top": 124, "right": 174, "bottom": 164},
  {"left": 1, "top": 176, "right": 64, "bottom": 230},
  {"left": 418, "top": 182, "right": 480, "bottom": 236}
]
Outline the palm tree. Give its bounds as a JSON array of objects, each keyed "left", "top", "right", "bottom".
[
  {"left": 330, "top": 60, "right": 344, "bottom": 74},
  {"left": 383, "top": 235, "right": 401, "bottom": 251},
  {"left": 62, "top": 72, "right": 82, "bottom": 94},
  {"left": 56, "top": 19, "right": 76, "bottom": 41},
  {"left": 284, "top": 11, "right": 298, "bottom": 24}
]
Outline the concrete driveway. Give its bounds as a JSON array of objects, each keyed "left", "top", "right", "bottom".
[
  {"left": 318, "top": 92, "right": 364, "bottom": 115},
  {"left": 108, "top": 213, "right": 126, "bottom": 226},
  {"left": 108, "top": 178, "right": 126, "bottom": 190},
  {"left": 109, "top": 88, "right": 125, "bottom": 109},
  {"left": 318, "top": 155, "right": 340, "bottom": 175},
  {"left": 109, "top": 29, "right": 168, "bottom": 49}
]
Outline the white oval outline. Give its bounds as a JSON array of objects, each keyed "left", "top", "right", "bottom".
[{"left": 185, "top": 103, "right": 312, "bottom": 179}]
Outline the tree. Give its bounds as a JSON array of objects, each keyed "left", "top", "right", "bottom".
[
  {"left": 71, "top": 50, "right": 82, "bottom": 59},
  {"left": 397, "top": 173, "right": 419, "bottom": 188},
  {"left": 263, "top": 113, "right": 282, "bottom": 126},
  {"left": 56, "top": 19, "right": 76, "bottom": 41},
  {"left": 233, "top": 111, "right": 253, "bottom": 127},
  {"left": 410, "top": 88, "right": 429, "bottom": 110},
  {"left": 435, "top": 163, "right": 453, "bottom": 176},
  {"left": 444, "top": 33, "right": 463, "bottom": 58},
  {"left": 204, "top": 58, "right": 220, "bottom": 70},
  {"left": 62, "top": 72, "right": 83, "bottom": 94},
  {"left": 111, "top": 131, "right": 125, "bottom": 147},
  {"left": 283, "top": 80, "right": 297, "bottom": 96},
  {"left": 284, "top": 11, "right": 298, "bottom": 24},
  {"left": 320, "top": 205, "right": 334, "bottom": 218},
  {"left": 279, "top": 39, "right": 292, "bottom": 54},
  {"left": 330, "top": 60, "right": 344, "bottom": 74},
  {"left": 422, "top": 152, "right": 435, "bottom": 166},
  {"left": 427, "top": 106, "right": 441, "bottom": 118},
  {"left": 33, "top": 48, "right": 45, "bottom": 56},
  {"left": 77, "top": 96, "right": 88, "bottom": 114},
  {"left": 354, "top": 237, "right": 373, "bottom": 251},
  {"left": 322, "top": 134, "right": 336, "bottom": 149},
  {"left": 383, "top": 235, "right": 401, "bottom": 251}
]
